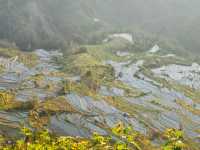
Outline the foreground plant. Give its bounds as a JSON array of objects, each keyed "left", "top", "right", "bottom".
[
  {"left": 163, "top": 128, "right": 187, "bottom": 150},
  {"left": 0, "top": 123, "right": 194, "bottom": 150}
]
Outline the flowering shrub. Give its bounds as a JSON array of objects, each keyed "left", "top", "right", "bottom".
[
  {"left": 0, "top": 123, "right": 191, "bottom": 150},
  {"left": 163, "top": 129, "right": 186, "bottom": 150}
]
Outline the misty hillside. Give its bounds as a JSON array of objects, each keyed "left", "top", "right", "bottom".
[
  {"left": 0, "top": 0, "right": 200, "bottom": 54},
  {"left": 0, "top": 1, "right": 200, "bottom": 149}
]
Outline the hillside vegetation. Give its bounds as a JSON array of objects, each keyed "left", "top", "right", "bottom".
[
  {"left": 0, "top": 0, "right": 200, "bottom": 55},
  {"left": 0, "top": 0, "right": 200, "bottom": 149}
]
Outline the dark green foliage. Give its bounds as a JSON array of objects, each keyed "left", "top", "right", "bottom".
[{"left": 0, "top": 0, "right": 200, "bottom": 54}]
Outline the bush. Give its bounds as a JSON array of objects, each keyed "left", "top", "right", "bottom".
[{"left": 0, "top": 40, "right": 18, "bottom": 49}]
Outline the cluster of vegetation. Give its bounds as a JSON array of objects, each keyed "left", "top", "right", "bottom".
[
  {"left": 0, "top": 122, "right": 190, "bottom": 150},
  {"left": 59, "top": 38, "right": 130, "bottom": 72},
  {"left": 1, "top": 0, "right": 200, "bottom": 55},
  {"left": 0, "top": 90, "right": 35, "bottom": 111},
  {"left": 0, "top": 47, "right": 38, "bottom": 68}
]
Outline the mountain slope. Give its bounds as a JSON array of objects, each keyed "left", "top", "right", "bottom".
[
  {"left": 0, "top": 0, "right": 200, "bottom": 54},
  {"left": 0, "top": 35, "right": 199, "bottom": 148}
]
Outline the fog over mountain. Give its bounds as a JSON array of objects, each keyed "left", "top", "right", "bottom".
[
  {"left": 0, "top": 0, "right": 200, "bottom": 54},
  {"left": 1, "top": 1, "right": 200, "bottom": 149}
]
